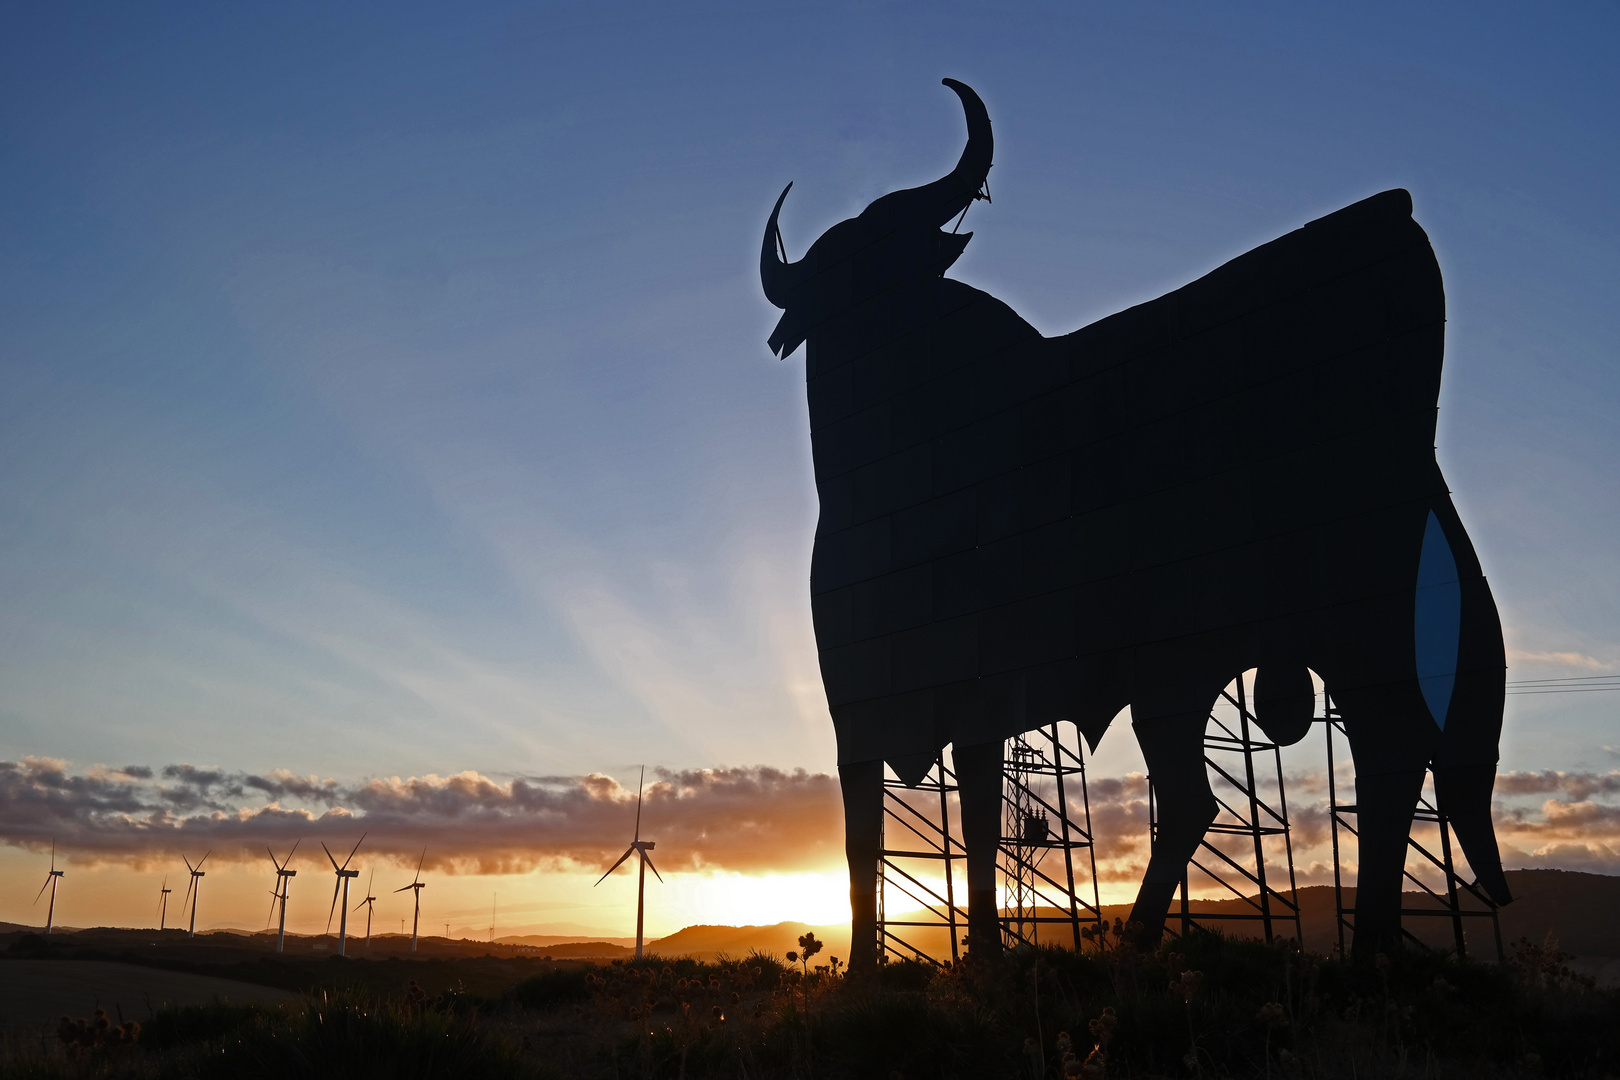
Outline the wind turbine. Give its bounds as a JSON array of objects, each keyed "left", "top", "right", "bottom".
[
  {"left": 157, "top": 876, "right": 171, "bottom": 931},
  {"left": 594, "top": 766, "right": 662, "bottom": 960},
  {"left": 353, "top": 869, "right": 377, "bottom": 949},
  {"left": 34, "top": 842, "right": 65, "bottom": 935},
  {"left": 322, "top": 834, "right": 365, "bottom": 957},
  {"left": 266, "top": 841, "right": 300, "bottom": 954},
  {"left": 181, "top": 852, "right": 210, "bottom": 938},
  {"left": 393, "top": 848, "right": 427, "bottom": 952}
]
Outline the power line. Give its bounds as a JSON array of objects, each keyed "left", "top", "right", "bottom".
[{"left": 1505, "top": 673, "right": 1620, "bottom": 695}]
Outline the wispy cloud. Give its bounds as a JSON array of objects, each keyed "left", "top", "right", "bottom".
[
  {"left": 1493, "top": 769, "right": 1620, "bottom": 800},
  {"left": 1506, "top": 649, "right": 1614, "bottom": 671}
]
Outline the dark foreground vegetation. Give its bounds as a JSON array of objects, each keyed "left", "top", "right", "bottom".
[{"left": 5, "top": 923, "right": 1618, "bottom": 1079}]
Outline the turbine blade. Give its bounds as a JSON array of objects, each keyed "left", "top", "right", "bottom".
[
  {"left": 326, "top": 879, "right": 341, "bottom": 934},
  {"left": 322, "top": 842, "right": 340, "bottom": 872},
  {"left": 183, "top": 855, "right": 195, "bottom": 874},
  {"left": 393, "top": 883, "right": 415, "bottom": 893},
  {"left": 287, "top": 838, "right": 301, "bottom": 862},
  {"left": 197, "top": 850, "right": 211, "bottom": 870},
  {"left": 634, "top": 765, "right": 644, "bottom": 842},
  {"left": 266, "top": 890, "right": 279, "bottom": 929},
  {"left": 268, "top": 846, "right": 281, "bottom": 871},
  {"left": 34, "top": 875, "right": 52, "bottom": 904},
  {"left": 183, "top": 875, "right": 195, "bottom": 910},
  {"left": 342, "top": 832, "right": 366, "bottom": 870},
  {"left": 414, "top": 846, "right": 426, "bottom": 883},
  {"left": 642, "top": 851, "right": 664, "bottom": 884},
  {"left": 594, "top": 845, "right": 637, "bottom": 886}
]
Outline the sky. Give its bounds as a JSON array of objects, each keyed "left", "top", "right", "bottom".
[{"left": 1, "top": 1, "right": 1617, "bottom": 937}]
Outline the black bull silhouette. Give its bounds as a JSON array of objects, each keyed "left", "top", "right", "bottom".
[{"left": 760, "top": 80, "right": 1511, "bottom": 965}]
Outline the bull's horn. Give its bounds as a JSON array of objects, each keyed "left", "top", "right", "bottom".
[
  {"left": 904, "top": 79, "right": 993, "bottom": 228},
  {"left": 760, "top": 182, "right": 806, "bottom": 309}
]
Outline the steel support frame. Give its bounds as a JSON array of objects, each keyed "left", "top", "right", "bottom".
[
  {"left": 874, "top": 721, "right": 1102, "bottom": 965},
  {"left": 876, "top": 754, "right": 967, "bottom": 966},
  {"left": 1324, "top": 700, "right": 1504, "bottom": 960},
  {"left": 1149, "top": 673, "right": 1304, "bottom": 944},
  {"left": 998, "top": 721, "right": 1103, "bottom": 950}
]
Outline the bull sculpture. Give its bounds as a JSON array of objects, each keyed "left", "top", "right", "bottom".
[{"left": 761, "top": 80, "right": 1511, "bottom": 965}]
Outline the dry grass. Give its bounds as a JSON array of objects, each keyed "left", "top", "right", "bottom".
[{"left": 3, "top": 929, "right": 1617, "bottom": 1078}]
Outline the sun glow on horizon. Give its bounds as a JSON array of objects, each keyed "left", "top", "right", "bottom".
[{"left": 653, "top": 871, "right": 851, "bottom": 931}]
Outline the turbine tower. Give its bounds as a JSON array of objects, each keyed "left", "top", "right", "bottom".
[
  {"left": 34, "top": 842, "right": 65, "bottom": 935},
  {"left": 266, "top": 841, "right": 300, "bottom": 954},
  {"left": 393, "top": 848, "right": 427, "bottom": 952},
  {"left": 322, "top": 834, "right": 365, "bottom": 958},
  {"left": 594, "top": 766, "right": 662, "bottom": 960},
  {"left": 181, "top": 852, "right": 210, "bottom": 938},
  {"left": 157, "top": 876, "right": 171, "bottom": 931},
  {"left": 353, "top": 869, "right": 377, "bottom": 949}
]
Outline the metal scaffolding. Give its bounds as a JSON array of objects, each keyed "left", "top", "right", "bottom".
[
  {"left": 998, "top": 721, "right": 1103, "bottom": 950},
  {"left": 874, "top": 686, "right": 1504, "bottom": 964},
  {"left": 876, "top": 754, "right": 966, "bottom": 966},
  {"left": 1149, "top": 672, "right": 1304, "bottom": 944},
  {"left": 874, "top": 721, "right": 1102, "bottom": 964},
  {"left": 1323, "top": 699, "right": 1504, "bottom": 960}
]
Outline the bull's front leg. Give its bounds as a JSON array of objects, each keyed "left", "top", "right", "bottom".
[
  {"left": 954, "top": 739, "right": 1006, "bottom": 958},
  {"left": 1344, "top": 765, "right": 1424, "bottom": 958},
  {"left": 1128, "top": 709, "right": 1218, "bottom": 944},
  {"left": 839, "top": 758, "right": 884, "bottom": 972}
]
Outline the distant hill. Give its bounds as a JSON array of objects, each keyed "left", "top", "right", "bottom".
[
  {"left": 634, "top": 870, "right": 1620, "bottom": 976},
  {"left": 9, "top": 869, "right": 1618, "bottom": 977},
  {"left": 495, "top": 934, "right": 637, "bottom": 949},
  {"left": 648, "top": 922, "right": 852, "bottom": 963},
  {"left": 1083, "top": 869, "right": 1620, "bottom": 959},
  {"left": 496, "top": 937, "right": 635, "bottom": 959}
]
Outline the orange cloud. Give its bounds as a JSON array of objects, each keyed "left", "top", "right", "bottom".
[
  {"left": 0, "top": 757, "right": 842, "bottom": 876},
  {"left": 9, "top": 756, "right": 1620, "bottom": 886}
]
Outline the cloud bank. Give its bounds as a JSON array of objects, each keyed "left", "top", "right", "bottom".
[
  {"left": 6, "top": 759, "right": 1620, "bottom": 883},
  {"left": 0, "top": 758, "right": 841, "bottom": 876}
]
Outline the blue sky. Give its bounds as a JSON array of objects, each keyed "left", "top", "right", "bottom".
[{"left": 1, "top": 2, "right": 1618, "bottom": 926}]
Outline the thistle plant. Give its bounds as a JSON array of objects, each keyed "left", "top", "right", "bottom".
[
  {"left": 1256, "top": 1001, "right": 1287, "bottom": 1080},
  {"left": 1167, "top": 965, "right": 1205, "bottom": 1075}
]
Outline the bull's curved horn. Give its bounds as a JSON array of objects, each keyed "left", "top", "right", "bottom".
[
  {"left": 760, "top": 182, "right": 807, "bottom": 309},
  {"left": 900, "top": 79, "right": 993, "bottom": 228},
  {"left": 940, "top": 78, "right": 992, "bottom": 201}
]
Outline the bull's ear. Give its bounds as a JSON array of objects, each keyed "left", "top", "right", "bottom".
[
  {"left": 936, "top": 230, "right": 972, "bottom": 275},
  {"left": 768, "top": 307, "right": 809, "bottom": 359}
]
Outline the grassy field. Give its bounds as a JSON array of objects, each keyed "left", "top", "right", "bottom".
[
  {"left": 0, "top": 959, "right": 302, "bottom": 1031},
  {"left": 3, "top": 925, "right": 1618, "bottom": 1078}
]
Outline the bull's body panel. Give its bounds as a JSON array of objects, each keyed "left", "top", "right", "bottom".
[{"left": 808, "top": 190, "right": 1497, "bottom": 781}]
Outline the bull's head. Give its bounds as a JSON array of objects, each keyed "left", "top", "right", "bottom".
[{"left": 761, "top": 79, "right": 993, "bottom": 358}]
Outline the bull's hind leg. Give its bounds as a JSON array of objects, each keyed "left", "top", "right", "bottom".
[
  {"left": 839, "top": 758, "right": 884, "bottom": 971},
  {"left": 1127, "top": 707, "right": 1219, "bottom": 944},
  {"left": 954, "top": 739, "right": 1006, "bottom": 957},
  {"left": 1332, "top": 679, "right": 1433, "bottom": 959}
]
